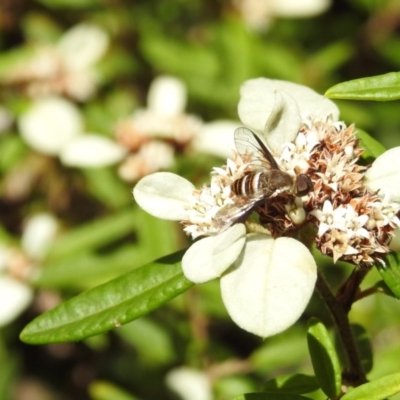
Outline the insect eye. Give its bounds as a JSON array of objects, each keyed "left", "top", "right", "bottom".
[{"left": 295, "top": 174, "right": 313, "bottom": 197}]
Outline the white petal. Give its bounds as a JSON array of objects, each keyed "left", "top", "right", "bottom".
[
  {"left": 389, "top": 229, "right": 400, "bottom": 252},
  {"left": 21, "top": 214, "right": 58, "bottom": 260},
  {"left": 220, "top": 234, "right": 317, "bottom": 337},
  {"left": 365, "top": 147, "right": 400, "bottom": 202},
  {"left": 0, "top": 276, "right": 33, "bottom": 326},
  {"left": 238, "top": 78, "right": 339, "bottom": 133},
  {"left": 263, "top": 90, "right": 302, "bottom": 152},
  {"left": 191, "top": 120, "right": 239, "bottom": 158},
  {"left": 271, "top": 0, "right": 331, "bottom": 17},
  {"left": 147, "top": 76, "right": 187, "bottom": 116},
  {"left": 182, "top": 224, "right": 246, "bottom": 283},
  {"left": 166, "top": 367, "right": 212, "bottom": 400},
  {"left": 57, "top": 23, "right": 109, "bottom": 70},
  {"left": 133, "top": 172, "right": 195, "bottom": 220},
  {"left": 18, "top": 97, "right": 83, "bottom": 155},
  {"left": 60, "top": 134, "right": 126, "bottom": 167}
]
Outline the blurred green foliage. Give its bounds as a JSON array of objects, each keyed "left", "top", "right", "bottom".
[{"left": 1, "top": 0, "right": 400, "bottom": 399}]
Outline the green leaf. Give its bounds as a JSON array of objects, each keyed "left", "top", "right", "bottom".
[
  {"left": 20, "top": 250, "right": 193, "bottom": 344},
  {"left": 232, "top": 393, "right": 312, "bottom": 400},
  {"left": 341, "top": 372, "right": 400, "bottom": 400},
  {"left": 351, "top": 324, "right": 373, "bottom": 374},
  {"left": 307, "top": 318, "right": 342, "bottom": 398},
  {"left": 47, "top": 208, "right": 138, "bottom": 260},
  {"left": 0, "top": 336, "right": 19, "bottom": 400},
  {"left": 36, "top": 246, "right": 150, "bottom": 289},
  {"left": 264, "top": 374, "right": 319, "bottom": 395},
  {"left": 140, "top": 31, "right": 219, "bottom": 81},
  {"left": 35, "top": 0, "right": 100, "bottom": 8},
  {"left": 251, "top": 327, "right": 309, "bottom": 374},
  {"left": 325, "top": 72, "right": 400, "bottom": 101},
  {"left": 376, "top": 252, "right": 400, "bottom": 299},
  {"left": 356, "top": 129, "right": 386, "bottom": 160},
  {"left": 89, "top": 380, "right": 140, "bottom": 400},
  {"left": 334, "top": 323, "right": 373, "bottom": 376},
  {"left": 117, "top": 317, "right": 175, "bottom": 366},
  {"left": 82, "top": 168, "right": 132, "bottom": 209}
]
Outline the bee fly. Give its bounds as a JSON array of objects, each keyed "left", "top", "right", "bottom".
[{"left": 212, "top": 127, "right": 313, "bottom": 231}]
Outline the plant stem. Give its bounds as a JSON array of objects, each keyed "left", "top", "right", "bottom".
[
  {"left": 336, "top": 267, "right": 371, "bottom": 312},
  {"left": 315, "top": 270, "right": 367, "bottom": 387}
]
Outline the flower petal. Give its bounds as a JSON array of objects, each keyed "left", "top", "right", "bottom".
[
  {"left": 238, "top": 78, "right": 339, "bottom": 134},
  {"left": 133, "top": 172, "right": 195, "bottom": 220},
  {"left": 182, "top": 224, "right": 246, "bottom": 283},
  {"left": 220, "top": 234, "right": 317, "bottom": 337},
  {"left": 191, "top": 120, "right": 239, "bottom": 158},
  {"left": 147, "top": 76, "right": 187, "bottom": 116},
  {"left": 60, "top": 134, "right": 127, "bottom": 167},
  {"left": 0, "top": 276, "right": 33, "bottom": 327},
  {"left": 21, "top": 214, "right": 58, "bottom": 260},
  {"left": 263, "top": 90, "right": 302, "bottom": 152},
  {"left": 271, "top": 0, "right": 331, "bottom": 17},
  {"left": 365, "top": 147, "right": 400, "bottom": 202},
  {"left": 58, "top": 23, "right": 109, "bottom": 70},
  {"left": 166, "top": 367, "right": 212, "bottom": 400},
  {"left": 18, "top": 96, "right": 83, "bottom": 155}
]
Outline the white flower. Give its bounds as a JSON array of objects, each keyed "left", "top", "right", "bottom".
[
  {"left": 191, "top": 120, "right": 239, "bottom": 159},
  {"left": 4, "top": 23, "right": 109, "bottom": 101},
  {"left": 311, "top": 200, "right": 347, "bottom": 237},
  {"left": 18, "top": 96, "right": 126, "bottom": 167},
  {"left": 364, "top": 147, "right": 400, "bottom": 203},
  {"left": 238, "top": 78, "right": 339, "bottom": 152},
  {"left": 121, "top": 75, "right": 203, "bottom": 143},
  {"left": 233, "top": 0, "right": 331, "bottom": 31},
  {"left": 0, "top": 213, "right": 58, "bottom": 326},
  {"left": 115, "top": 76, "right": 238, "bottom": 180},
  {"left": 165, "top": 367, "right": 212, "bottom": 400},
  {"left": 0, "top": 276, "right": 33, "bottom": 327},
  {"left": 118, "top": 141, "right": 175, "bottom": 182},
  {"left": 133, "top": 172, "right": 317, "bottom": 337}
]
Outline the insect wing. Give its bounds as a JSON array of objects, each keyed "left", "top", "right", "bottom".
[
  {"left": 234, "top": 127, "right": 279, "bottom": 169},
  {"left": 211, "top": 195, "right": 261, "bottom": 233}
]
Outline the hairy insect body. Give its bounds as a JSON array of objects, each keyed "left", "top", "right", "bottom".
[
  {"left": 212, "top": 127, "right": 313, "bottom": 233},
  {"left": 231, "top": 170, "right": 293, "bottom": 198}
]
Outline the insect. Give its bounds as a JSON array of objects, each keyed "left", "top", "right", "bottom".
[{"left": 212, "top": 127, "right": 313, "bottom": 231}]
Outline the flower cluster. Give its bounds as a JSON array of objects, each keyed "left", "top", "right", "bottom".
[
  {"left": 0, "top": 214, "right": 58, "bottom": 326},
  {"left": 3, "top": 23, "right": 109, "bottom": 101},
  {"left": 115, "top": 76, "right": 239, "bottom": 181},
  {"left": 134, "top": 78, "right": 400, "bottom": 337}
]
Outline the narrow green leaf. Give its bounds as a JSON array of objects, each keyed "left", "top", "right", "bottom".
[
  {"left": 307, "top": 318, "right": 342, "bottom": 398},
  {"left": 264, "top": 374, "right": 319, "bottom": 395},
  {"left": 83, "top": 168, "right": 132, "bottom": 209},
  {"left": 117, "top": 318, "right": 175, "bottom": 366},
  {"left": 20, "top": 250, "right": 193, "bottom": 344},
  {"left": 89, "top": 380, "right": 140, "bottom": 400},
  {"left": 376, "top": 252, "right": 400, "bottom": 299},
  {"left": 341, "top": 372, "right": 400, "bottom": 400},
  {"left": 352, "top": 324, "right": 373, "bottom": 374},
  {"left": 47, "top": 208, "right": 137, "bottom": 260},
  {"left": 356, "top": 129, "right": 386, "bottom": 160},
  {"left": 325, "top": 72, "right": 400, "bottom": 101},
  {"left": 232, "top": 393, "right": 312, "bottom": 400},
  {"left": 334, "top": 323, "right": 373, "bottom": 376},
  {"left": 36, "top": 246, "right": 150, "bottom": 289}
]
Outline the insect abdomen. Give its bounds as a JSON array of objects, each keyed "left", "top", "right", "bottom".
[{"left": 231, "top": 172, "right": 265, "bottom": 197}]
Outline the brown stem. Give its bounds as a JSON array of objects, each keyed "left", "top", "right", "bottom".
[
  {"left": 336, "top": 267, "right": 371, "bottom": 313},
  {"left": 315, "top": 270, "right": 367, "bottom": 387}
]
